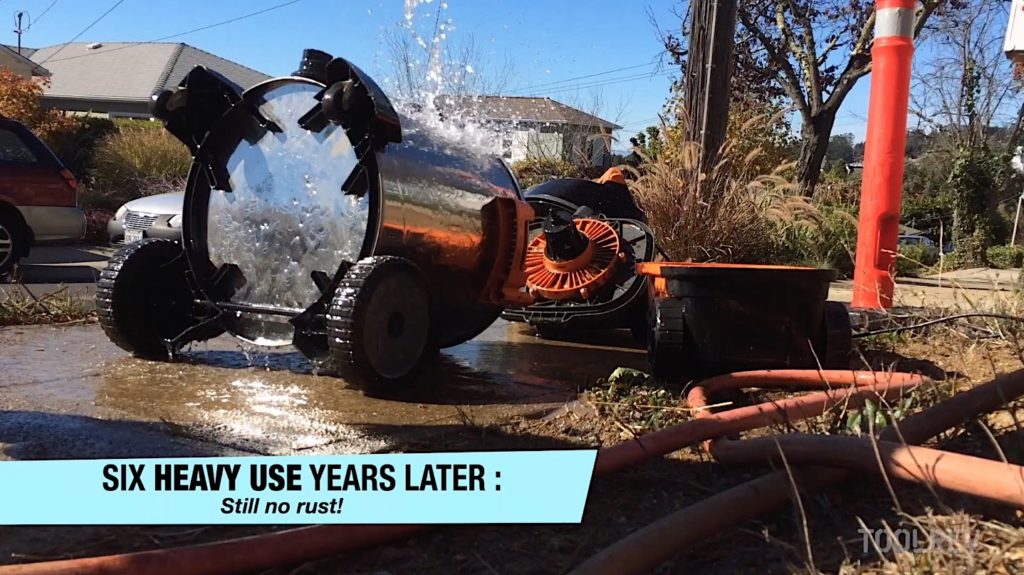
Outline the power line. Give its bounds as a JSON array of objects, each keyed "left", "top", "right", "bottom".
[
  {"left": 27, "top": 0, "right": 57, "bottom": 30},
  {"left": 38, "top": 0, "right": 123, "bottom": 64},
  {"left": 508, "top": 61, "right": 660, "bottom": 94},
  {"left": 537, "top": 70, "right": 674, "bottom": 97},
  {"left": 537, "top": 71, "right": 672, "bottom": 96},
  {"left": 618, "top": 116, "right": 663, "bottom": 130},
  {"left": 40, "top": 0, "right": 301, "bottom": 65}
]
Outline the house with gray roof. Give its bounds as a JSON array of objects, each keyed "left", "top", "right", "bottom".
[
  {"left": 437, "top": 95, "right": 621, "bottom": 167},
  {"left": 25, "top": 42, "right": 269, "bottom": 118},
  {"left": 0, "top": 44, "right": 48, "bottom": 79}
]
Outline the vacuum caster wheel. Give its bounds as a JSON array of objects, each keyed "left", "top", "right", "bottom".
[
  {"left": 648, "top": 298, "right": 687, "bottom": 380},
  {"left": 97, "top": 239, "right": 208, "bottom": 359},
  {"left": 327, "top": 256, "right": 432, "bottom": 391}
]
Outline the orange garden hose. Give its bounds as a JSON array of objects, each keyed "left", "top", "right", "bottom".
[
  {"left": 594, "top": 370, "right": 925, "bottom": 475},
  {"left": 696, "top": 371, "right": 1024, "bottom": 507},
  {"left": 0, "top": 526, "right": 424, "bottom": 575},
  {"left": 712, "top": 434, "right": 1024, "bottom": 507},
  {"left": 570, "top": 368, "right": 1024, "bottom": 575}
]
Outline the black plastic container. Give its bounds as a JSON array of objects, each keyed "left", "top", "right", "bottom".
[{"left": 639, "top": 262, "right": 846, "bottom": 378}]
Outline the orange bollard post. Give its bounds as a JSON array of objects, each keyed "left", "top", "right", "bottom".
[{"left": 852, "top": 0, "right": 916, "bottom": 309}]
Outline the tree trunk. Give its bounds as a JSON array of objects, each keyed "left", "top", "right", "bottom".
[{"left": 796, "top": 110, "right": 837, "bottom": 196}]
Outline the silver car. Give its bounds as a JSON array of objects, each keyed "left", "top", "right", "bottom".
[{"left": 107, "top": 192, "right": 184, "bottom": 244}]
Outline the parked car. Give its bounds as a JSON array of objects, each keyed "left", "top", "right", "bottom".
[
  {"left": 897, "top": 234, "right": 939, "bottom": 262},
  {"left": 107, "top": 191, "right": 184, "bottom": 244},
  {"left": 0, "top": 117, "right": 85, "bottom": 276}
]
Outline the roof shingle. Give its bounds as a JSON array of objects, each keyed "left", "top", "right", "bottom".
[
  {"left": 438, "top": 95, "right": 621, "bottom": 130},
  {"left": 0, "top": 44, "right": 48, "bottom": 76},
  {"left": 27, "top": 42, "right": 269, "bottom": 102}
]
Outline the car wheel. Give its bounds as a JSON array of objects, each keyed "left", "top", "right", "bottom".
[{"left": 0, "top": 211, "right": 26, "bottom": 278}]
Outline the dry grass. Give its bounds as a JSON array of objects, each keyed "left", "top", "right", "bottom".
[
  {"left": 86, "top": 124, "right": 190, "bottom": 209},
  {"left": 583, "top": 367, "right": 695, "bottom": 438},
  {"left": 0, "top": 285, "right": 95, "bottom": 326},
  {"left": 625, "top": 117, "right": 822, "bottom": 264}
]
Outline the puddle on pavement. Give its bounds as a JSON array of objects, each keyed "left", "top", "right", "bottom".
[{"left": 0, "top": 321, "right": 644, "bottom": 457}]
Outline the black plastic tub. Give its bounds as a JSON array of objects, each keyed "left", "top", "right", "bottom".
[{"left": 638, "top": 262, "right": 844, "bottom": 377}]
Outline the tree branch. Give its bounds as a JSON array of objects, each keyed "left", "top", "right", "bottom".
[
  {"left": 738, "top": 8, "right": 811, "bottom": 119},
  {"left": 790, "top": 1, "right": 824, "bottom": 109},
  {"left": 822, "top": 8, "right": 876, "bottom": 111}
]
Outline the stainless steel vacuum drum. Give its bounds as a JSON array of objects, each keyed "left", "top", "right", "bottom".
[{"left": 96, "top": 49, "right": 535, "bottom": 389}]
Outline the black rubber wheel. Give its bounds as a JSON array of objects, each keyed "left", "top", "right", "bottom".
[
  {"left": 326, "top": 256, "right": 432, "bottom": 391},
  {"left": 0, "top": 211, "right": 26, "bottom": 278},
  {"left": 629, "top": 302, "right": 649, "bottom": 344},
  {"left": 96, "top": 239, "right": 204, "bottom": 359},
  {"left": 648, "top": 297, "right": 688, "bottom": 380},
  {"left": 815, "top": 301, "right": 853, "bottom": 369}
]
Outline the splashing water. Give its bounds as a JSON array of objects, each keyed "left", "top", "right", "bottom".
[
  {"left": 390, "top": 0, "right": 514, "bottom": 159},
  {"left": 191, "top": 1, "right": 524, "bottom": 350}
]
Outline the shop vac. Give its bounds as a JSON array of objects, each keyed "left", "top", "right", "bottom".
[{"left": 97, "top": 49, "right": 535, "bottom": 389}]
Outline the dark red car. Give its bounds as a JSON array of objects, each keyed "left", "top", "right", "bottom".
[{"left": 0, "top": 117, "right": 85, "bottom": 276}]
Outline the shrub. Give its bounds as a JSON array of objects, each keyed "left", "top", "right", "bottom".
[
  {"left": 83, "top": 208, "right": 114, "bottom": 245},
  {"left": 894, "top": 244, "right": 930, "bottom": 277},
  {"left": 0, "top": 69, "right": 80, "bottom": 141},
  {"left": 85, "top": 125, "right": 190, "bottom": 209},
  {"left": 41, "top": 117, "right": 117, "bottom": 177},
  {"left": 945, "top": 231, "right": 989, "bottom": 270},
  {"left": 510, "top": 157, "right": 585, "bottom": 189},
  {"left": 946, "top": 147, "right": 1005, "bottom": 267},
  {"left": 986, "top": 244, "right": 1024, "bottom": 269}
]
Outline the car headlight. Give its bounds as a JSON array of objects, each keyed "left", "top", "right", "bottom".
[
  {"left": 114, "top": 205, "right": 128, "bottom": 220},
  {"left": 168, "top": 214, "right": 182, "bottom": 228}
]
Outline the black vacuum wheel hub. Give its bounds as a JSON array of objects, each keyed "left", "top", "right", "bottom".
[{"left": 326, "top": 256, "right": 432, "bottom": 390}]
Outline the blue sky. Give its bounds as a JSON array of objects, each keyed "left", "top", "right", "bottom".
[{"left": 4, "top": 0, "right": 923, "bottom": 150}]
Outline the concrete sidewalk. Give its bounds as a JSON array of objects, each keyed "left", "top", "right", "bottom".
[
  {"left": 829, "top": 274, "right": 1020, "bottom": 311},
  {"left": 2, "top": 245, "right": 113, "bottom": 306},
  {"left": 17, "top": 245, "right": 113, "bottom": 284}
]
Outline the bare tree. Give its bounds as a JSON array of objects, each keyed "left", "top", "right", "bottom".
[
  {"left": 910, "top": 0, "right": 1021, "bottom": 153},
  {"left": 662, "top": 0, "right": 960, "bottom": 195}
]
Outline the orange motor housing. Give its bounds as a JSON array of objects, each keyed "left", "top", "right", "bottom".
[{"left": 525, "top": 217, "right": 624, "bottom": 301}]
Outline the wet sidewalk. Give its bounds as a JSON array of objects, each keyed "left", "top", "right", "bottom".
[{"left": 0, "top": 320, "right": 645, "bottom": 461}]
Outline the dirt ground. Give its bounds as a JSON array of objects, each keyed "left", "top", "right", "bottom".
[{"left": 1, "top": 320, "right": 1023, "bottom": 574}]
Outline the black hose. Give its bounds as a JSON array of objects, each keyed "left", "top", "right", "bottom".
[{"left": 851, "top": 312, "right": 1024, "bottom": 338}]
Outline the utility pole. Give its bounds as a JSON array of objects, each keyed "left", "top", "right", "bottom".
[
  {"left": 682, "top": 0, "right": 738, "bottom": 172},
  {"left": 12, "top": 11, "right": 28, "bottom": 55}
]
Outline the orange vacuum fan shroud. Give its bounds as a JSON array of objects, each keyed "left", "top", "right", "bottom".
[{"left": 525, "top": 218, "right": 624, "bottom": 301}]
